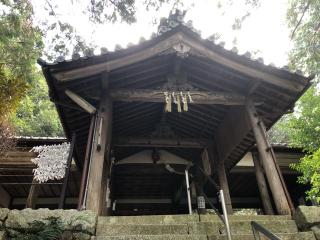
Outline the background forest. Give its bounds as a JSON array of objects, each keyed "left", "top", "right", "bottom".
[{"left": 0, "top": 0, "right": 319, "bottom": 201}]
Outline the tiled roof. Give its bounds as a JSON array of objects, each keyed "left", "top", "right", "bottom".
[{"left": 40, "top": 10, "right": 308, "bottom": 78}]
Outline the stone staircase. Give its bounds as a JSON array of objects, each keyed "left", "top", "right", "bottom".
[{"left": 94, "top": 214, "right": 316, "bottom": 240}]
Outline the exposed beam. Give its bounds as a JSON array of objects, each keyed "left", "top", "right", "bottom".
[
  {"left": 113, "top": 137, "right": 212, "bottom": 148},
  {"left": 13, "top": 197, "right": 78, "bottom": 206},
  {"left": 53, "top": 32, "right": 306, "bottom": 92},
  {"left": 110, "top": 89, "right": 246, "bottom": 105},
  {"left": 117, "top": 199, "right": 172, "bottom": 204},
  {"left": 65, "top": 89, "right": 96, "bottom": 114}
]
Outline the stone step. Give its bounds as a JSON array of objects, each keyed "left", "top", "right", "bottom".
[
  {"left": 93, "top": 232, "right": 316, "bottom": 240},
  {"left": 98, "top": 214, "right": 199, "bottom": 225},
  {"left": 96, "top": 224, "right": 189, "bottom": 236},
  {"left": 208, "top": 231, "right": 316, "bottom": 240},
  {"left": 98, "top": 214, "right": 292, "bottom": 226},
  {"left": 96, "top": 220, "right": 298, "bottom": 236},
  {"left": 200, "top": 214, "right": 292, "bottom": 222},
  {"left": 94, "top": 235, "right": 207, "bottom": 240},
  {"left": 190, "top": 220, "right": 298, "bottom": 235}
]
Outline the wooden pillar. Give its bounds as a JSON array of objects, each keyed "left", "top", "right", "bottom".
[
  {"left": 246, "top": 100, "right": 291, "bottom": 215},
  {"left": 78, "top": 115, "right": 96, "bottom": 210},
  {"left": 26, "top": 178, "right": 40, "bottom": 209},
  {"left": 217, "top": 161, "right": 233, "bottom": 214},
  {"left": 252, "top": 152, "right": 274, "bottom": 215},
  {"left": 59, "top": 133, "right": 76, "bottom": 209},
  {"left": 209, "top": 147, "right": 233, "bottom": 214},
  {"left": 86, "top": 92, "right": 112, "bottom": 215},
  {"left": 0, "top": 186, "right": 11, "bottom": 208}
]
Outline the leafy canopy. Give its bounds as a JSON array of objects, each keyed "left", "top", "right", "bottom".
[
  {"left": 272, "top": 0, "right": 320, "bottom": 202},
  {"left": 0, "top": 0, "right": 43, "bottom": 118}
]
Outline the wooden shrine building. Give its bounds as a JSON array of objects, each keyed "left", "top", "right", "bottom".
[{"left": 36, "top": 11, "right": 312, "bottom": 216}]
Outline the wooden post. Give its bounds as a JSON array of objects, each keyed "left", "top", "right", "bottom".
[
  {"left": 246, "top": 100, "right": 291, "bottom": 215},
  {"left": 78, "top": 115, "right": 96, "bottom": 210},
  {"left": 208, "top": 147, "right": 233, "bottom": 214},
  {"left": 217, "top": 161, "right": 233, "bottom": 214},
  {"left": 26, "top": 178, "right": 40, "bottom": 209},
  {"left": 86, "top": 91, "right": 112, "bottom": 215},
  {"left": 58, "top": 133, "right": 76, "bottom": 209},
  {"left": 252, "top": 152, "right": 274, "bottom": 215},
  {"left": 0, "top": 186, "right": 11, "bottom": 208}
]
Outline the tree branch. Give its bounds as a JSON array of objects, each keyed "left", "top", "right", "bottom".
[{"left": 291, "top": 1, "right": 310, "bottom": 40}]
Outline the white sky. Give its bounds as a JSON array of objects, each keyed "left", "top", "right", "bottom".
[{"left": 32, "top": 0, "right": 292, "bottom": 66}]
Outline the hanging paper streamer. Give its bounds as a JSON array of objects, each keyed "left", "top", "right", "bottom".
[
  {"left": 163, "top": 91, "right": 192, "bottom": 112},
  {"left": 164, "top": 91, "right": 172, "bottom": 112},
  {"left": 176, "top": 94, "right": 182, "bottom": 112},
  {"left": 181, "top": 92, "right": 188, "bottom": 112},
  {"left": 187, "top": 91, "right": 193, "bottom": 103}
]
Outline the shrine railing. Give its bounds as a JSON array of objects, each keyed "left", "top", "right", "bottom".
[
  {"left": 190, "top": 166, "right": 232, "bottom": 240},
  {"left": 251, "top": 221, "right": 282, "bottom": 240}
]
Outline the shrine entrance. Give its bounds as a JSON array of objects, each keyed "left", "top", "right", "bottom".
[
  {"left": 39, "top": 10, "right": 312, "bottom": 216},
  {"left": 111, "top": 148, "right": 195, "bottom": 215}
]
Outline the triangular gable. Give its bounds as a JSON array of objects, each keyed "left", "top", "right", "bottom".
[{"left": 42, "top": 25, "right": 310, "bottom": 93}]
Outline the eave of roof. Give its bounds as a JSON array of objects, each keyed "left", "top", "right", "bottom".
[{"left": 38, "top": 24, "right": 312, "bottom": 85}]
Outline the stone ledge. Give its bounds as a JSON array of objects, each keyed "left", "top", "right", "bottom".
[
  {"left": 0, "top": 209, "right": 9, "bottom": 223},
  {"left": 294, "top": 206, "right": 320, "bottom": 240},
  {"left": 295, "top": 206, "right": 320, "bottom": 230},
  {"left": 0, "top": 208, "right": 97, "bottom": 240}
]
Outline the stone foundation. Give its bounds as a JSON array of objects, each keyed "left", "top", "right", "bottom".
[
  {"left": 0, "top": 206, "right": 319, "bottom": 239},
  {"left": 0, "top": 208, "right": 96, "bottom": 240},
  {"left": 295, "top": 206, "right": 320, "bottom": 240}
]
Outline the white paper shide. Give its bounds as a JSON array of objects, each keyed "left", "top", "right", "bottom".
[{"left": 30, "top": 143, "right": 70, "bottom": 183}]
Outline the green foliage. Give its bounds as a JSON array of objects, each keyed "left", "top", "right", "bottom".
[
  {"left": 287, "top": 86, "right": 320, "bottom": 202},
  {"left": 287, "top": 0, "right": 320, "bottom": 75},
  {"left": 0, "top": 0, "right": 42, "bottom": 118},
  {"left": 286, "top": 86, "right": 320, "bottom": 153},
  {"left": 292, "top": 148, "right": 320, "bottom": 203},
  {"left": 11, "top": 73, "right": 63, "bottom": 137},
  {"left": 278, "top": 0, "right": 320, "bottom": 202},
  {"left": 0, "top": 0, "right": 63, "bottom": 136},
  {"left": 0, "top": 0, "right": 43, "bottom": 79},
  {"left": 0, "top": 65, "right": 27, "bottom": 118},
  {"left": 9, "top": 217, "right": 64, "bottom": 240}
]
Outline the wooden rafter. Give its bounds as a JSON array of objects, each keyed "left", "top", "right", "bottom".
[
  {"left": 109, "top": 88, "right": 246, "bottom": 105},
  {"left": 113, "top": 137, "right": 212, "bottom": 148}
]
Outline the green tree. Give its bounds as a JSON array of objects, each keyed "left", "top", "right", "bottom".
[
  {"left": 0, "top": 0, "right": 43, "bottom": 118},
  {"left": 285, "top": 87, "right": 320, "bottom": 203},
  {"left": 0, "top": 0, "right": 44, "bottom": 148},
  {"left": 11, "top": 73, "right": 64, "bottom": 137},
  {"left": 275, "top": 0, "right": 320, "bottom": 202}
]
